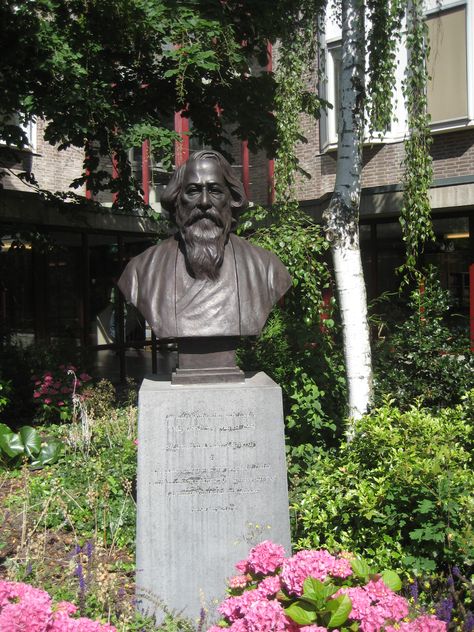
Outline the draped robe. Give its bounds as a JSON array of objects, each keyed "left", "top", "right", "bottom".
[{"left": 117, "top": 233, "right": 291, "bottom": 339}]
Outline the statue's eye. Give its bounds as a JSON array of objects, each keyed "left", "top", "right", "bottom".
[{"left": 185, "top": 186, "right": 200, "bottom": 195}]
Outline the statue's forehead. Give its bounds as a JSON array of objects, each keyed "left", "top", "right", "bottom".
[{"left": 183, "top": 158, "right": 226, "bottom": 185}]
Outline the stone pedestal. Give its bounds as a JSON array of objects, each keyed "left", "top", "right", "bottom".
[{"left": 136, "top": 372, "right": 291, "bottom": 624}]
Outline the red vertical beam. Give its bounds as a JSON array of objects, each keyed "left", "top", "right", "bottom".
[
  {"left": 142, "top": 139, "right": 150, "bottom": 204},
  {"left": 470, "top": 263, "right": 474, "bottom": 352},
  {"left": 419, "top": 279, "right": 426, "bottom": 326},
  {"left": 174, "top": 111, "right": 190, "bottom": 167},
  {"left": 266, "top": 42, "right": 275, "bottom": 205},
  {"left": 241, "top": 139, "right": 250, "bottom": 198},
  {"left": 112, "top": 153, "right": 119, "bottom": 204}
]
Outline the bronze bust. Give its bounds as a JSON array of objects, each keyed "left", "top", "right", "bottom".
[{"left": 118, "top": 150, "right": 291, "bottom": 382}]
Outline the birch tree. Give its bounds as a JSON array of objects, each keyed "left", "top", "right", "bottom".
[
  {"left": 323, "top": 0, "right": 371, "bottom": 426},
  {"left": 321, "top": 0, "right": 430, "bottom": 428}
]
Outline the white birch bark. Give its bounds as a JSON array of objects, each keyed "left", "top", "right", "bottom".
[{"left": 323, "top": 0, "right": 373, "bottom": 433}]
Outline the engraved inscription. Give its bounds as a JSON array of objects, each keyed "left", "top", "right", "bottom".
[{"left": 154, "top": 410, "right": 275, "bottom": 513}]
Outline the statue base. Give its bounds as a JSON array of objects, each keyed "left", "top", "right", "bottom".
[
  {"left": 135, "top": 372, "right": 291, "bottom": 624},
  {"left": 172, "top": 336, "right": 245, "bottom": 384}
]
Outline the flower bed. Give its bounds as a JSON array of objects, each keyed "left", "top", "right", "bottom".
[{"left": 209, "top": 541, "right": 447, "bottom": 632}]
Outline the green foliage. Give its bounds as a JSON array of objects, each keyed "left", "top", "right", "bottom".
[
  {"left": 366, "top": 0, "right": 405, "bottom": 134},
  {"left": 284, "top": 577, "right": 353, "bottom": 629},
  {"left": 237, "top": 211, "right": 346, "bottom": 450},
  {"left": 273, "top": 3, "right": 324, "bottom": 211},
  {"left": 7, "top": 403, "right": 138, "bottom": 550},
  {"left": 400, "top": 0, "right": 435, "bottom": 276},
  {"left": 292, "top": 394, "right": 474, "bottom": 575},
  {"left": 373, "top": 269, "right": 473, "bottom": 410},
  {"left": 0, "top": 379, "right": 12, "bottom": 415},
  {"left": 0, "top": 423, "right": 62, "bottom": 467}
]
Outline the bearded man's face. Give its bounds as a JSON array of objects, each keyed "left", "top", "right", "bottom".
[{"left": 175, "top": 158, "right": 233, "bottom": 280}]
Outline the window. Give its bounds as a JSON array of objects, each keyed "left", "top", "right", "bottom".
[
  {"left": 0, "top": 113, "right": 36, "bottom": 150},
  {"left": 320, "top": 26, "right": 407, "bottom": 149},
  {"left": 326, "top": 43, "right": 341, "bottom": 145},
  {"left": 128, "top": 146, "right": 171, "bottom": 211},
  {"left": 426, "top": 3, "right": 469, "bottom": 125}
]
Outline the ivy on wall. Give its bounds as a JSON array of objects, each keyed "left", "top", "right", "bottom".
[{"left": 400, "top": 0, "right": 435, "bottom": 279}]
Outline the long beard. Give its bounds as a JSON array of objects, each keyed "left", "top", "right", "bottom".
[{"left": 177, "top": 206, "right": 232, "bottom": 280}]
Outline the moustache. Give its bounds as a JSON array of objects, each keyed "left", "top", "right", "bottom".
[{"left": 183, "top": 208, "right": 224, "bottom": 228}]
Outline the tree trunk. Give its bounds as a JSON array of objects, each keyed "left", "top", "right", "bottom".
[{"left": 323, "top": 0, "right": 372, "bottom": 432}]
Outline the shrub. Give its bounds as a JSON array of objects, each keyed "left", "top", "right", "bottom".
[
  {"left": 32, "top": 366, "right": 92, "bottom": 423},
  {"left": 209, "top": 540, "right": 447, "bottom": 631},
  {"left": 373, "top": 270, "right": 473, "bottom": 410},
  {"left": 291, "top": 394, "right": 474, "bottom": 575}
]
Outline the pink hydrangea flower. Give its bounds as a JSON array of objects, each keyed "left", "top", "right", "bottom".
[
  {"left": 337, "top": 579, "right": 409, "bottom": 632},
  {"left": 247, "top": 541, "right": 286, "bottom": 576},
  {"left": 228, "top": 575, "right": 250, "bottom": 590},
  {"left": 281, "top": 550, "right": 352, "bottom": 596},
  {"left": 235, "top": 559, "right": 249, "bottom": 574},
  {"left": 0, "top": 581, "right": 116, "bottom": 632},
  {"left": 228, "top": 620, "right": 248, "bottom": 632},
  {"left": 257, "top": 575, "right": 282, "bottom": 597},
  {"left": 219, "top": 590, "right": 262, "bottom": 621},
  {"left": 243, "top": 598, "right": 294, "bottom": 632}
]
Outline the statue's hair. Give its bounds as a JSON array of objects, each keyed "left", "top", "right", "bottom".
[{"left": 160, "top": 150, "right": 248, "bottom": 228}]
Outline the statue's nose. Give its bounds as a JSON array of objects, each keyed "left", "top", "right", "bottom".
[{"left": 198, "top": 188, "right": 211, "bottom": 209}]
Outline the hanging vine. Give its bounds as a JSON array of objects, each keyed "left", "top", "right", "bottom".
[
  {"left": 400, "top": 0, "right": 435, "bottom": 278},
  {"left": 273, "top": 3, "right": 324, "bottom": 217},
  {"left": 366, "top": 0, "right": 405, "bottom": 134}
]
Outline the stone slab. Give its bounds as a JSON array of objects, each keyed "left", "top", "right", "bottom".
[{"left": 135, "top": 371, "right": 291, "bottom": 624}]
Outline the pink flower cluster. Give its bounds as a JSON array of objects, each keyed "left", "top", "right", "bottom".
[
  {"left": 281, "top": 549, "right": 353, "bottom": 596},
  {"left": 337, "top": 578, "right": 409, "bottom": 632},
  {"left": 32, "top": 365, "right": 92, "bottom": 419},
  {"left": 239, "top": 541, "right": 287, "bottom": 576},
  {"left": 210, "top": 542, "right": 448, "bottom": 632},
  {"left": 0, "top": 580, "right": 115, "bottom": 631}
]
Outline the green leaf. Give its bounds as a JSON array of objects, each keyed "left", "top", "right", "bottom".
[
  {"left": 0, "top": 431, "right": 24, "bottom": 458},
  {"left": 302, "top": 577, "right": 327, "bottom": 606},
  {"left": 37, "top": 440, "right": 62, "bottom": 466},
  {"left": 381, "top": 570, "right": 402, "bottom": 592},
  {"left": 351, "top": 557, "right": 370, "bottom": 581},
  {"left": 326, "top": 594, "right": 352, "bottom": 628},
  {"left": 19, "top": 426, "right": 41, "bottom": 457},
  {"left": 0, "top": 423, "right": 13, "bottom": 436},
  {"left": 285, "top": 600, "right": 317, "bottom": 626},
  {"left": 302, "top": 577, "right": 339, "bottom": 608}
]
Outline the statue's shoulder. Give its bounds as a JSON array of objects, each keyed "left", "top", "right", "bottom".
[{"left": 128, "top": 236, "right": 178, "bottom": 271}]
